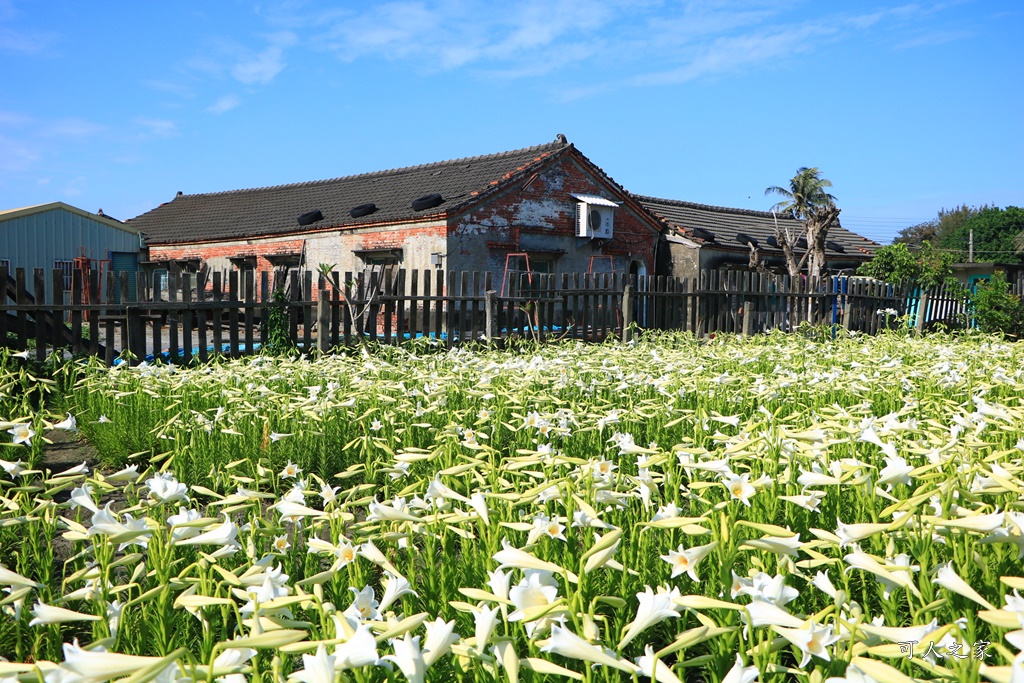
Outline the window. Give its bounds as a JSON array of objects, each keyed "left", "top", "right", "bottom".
[
  {"left": 54, "top": 260, "right": 74, "bottom": 289},
  {"left": 355, "top": 249, "right": 403, "bottom": 281}
]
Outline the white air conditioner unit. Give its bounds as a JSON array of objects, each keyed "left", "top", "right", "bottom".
[{"left": 573, "top": 194, "right": 618, "bottom": 239}]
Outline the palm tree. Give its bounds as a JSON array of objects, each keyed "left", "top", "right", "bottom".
[{"left": 765, "top": 167, "right": 841, "bottom": 279}]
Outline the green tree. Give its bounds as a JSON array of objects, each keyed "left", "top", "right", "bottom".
[
  {"left": 894, "top": 205, "right": 986, "bottom": 249},
  {"left": 971, "top": 272, "right": 1024, "bottom": 337},
  {"left": 765, "top": 167, "right": 841, "bottom": 279},
  {"left": 938, "top": 206, "right": 1024, "bottom": 262},
  {"left": 857, "top": 242, "right": 956, "bottom": 289}
]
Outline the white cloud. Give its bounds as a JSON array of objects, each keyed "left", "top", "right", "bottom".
[
  {"left": 231, "top": 31, "right": 297, "bottom": 84},
  {"left": 894, "top": 29, "right": 973, "bottom": 50},
  {"left": 0, "top": 26, "right": 57, "bottom": 54},
  {"left": 0, "top": 133, "right": 39, "bottom": 172},
  {"left": 43, "top": 118, "right": 106, "bottom": 139},
  {"left": 208, "top": 94, "right": 242, "bottom": 114},
  {"left": 135, "top": 118, "right": 180, "bottom": 139},
  {"left": 633, "top": 22, "right": 835, "bottom": 86}
]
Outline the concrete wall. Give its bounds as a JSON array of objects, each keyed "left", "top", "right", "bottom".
[{"left": 446, "top": 153, "right": 659, "bottom": 290}]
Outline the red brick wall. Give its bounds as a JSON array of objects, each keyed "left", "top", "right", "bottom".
[{"left": 449, "top": 152, "right": 660, "bottom": 279}]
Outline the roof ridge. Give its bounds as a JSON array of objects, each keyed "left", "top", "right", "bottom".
[
  {"left": 632, "top": 193, "right": 794, "bottom": 220},
  {"left": 170, "top": 140, "right": 569, "bottom": 200}
]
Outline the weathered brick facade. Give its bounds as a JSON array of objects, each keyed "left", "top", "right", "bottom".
[{"left": 448, "top": 152, "right": 658, "bottom": 283}]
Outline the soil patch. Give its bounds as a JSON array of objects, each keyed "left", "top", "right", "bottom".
[{"left": 41, "top": 428, "right": 100, "bottom": 472}]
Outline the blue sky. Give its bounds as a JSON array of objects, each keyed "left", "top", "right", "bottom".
[{"left": 1, "top": 0, "right": 1021, "bottom": 245}]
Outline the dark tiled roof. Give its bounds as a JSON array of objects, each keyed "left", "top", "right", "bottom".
[
  {"left": 131, "top": 140, "right": 571, "bottom": 245},
  {"left": 635, "top": 195, "right": 882, "bottom": 258}
]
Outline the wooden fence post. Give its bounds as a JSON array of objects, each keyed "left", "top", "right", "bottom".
[
  {"left": 915, "top": 289, "right": 929, "bottom": 333},
  {"left": 742, "top": 299, "right": 754, "bottom": 336},
  {"left": 318, "top": 276, "right": 330, "bottom": 353},
  {"left": 317, "top": 274, "right": 329, "bottom": 356},
  {"left": 621, "top": 284, "right": 633, "bottom": 342},
  {"left": 484, "top": 289, "right": 496, "bottom": 344}
]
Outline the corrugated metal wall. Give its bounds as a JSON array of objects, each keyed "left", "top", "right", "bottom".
[{"left": 0, "top": 208, "right": 142, "bottom": 277}]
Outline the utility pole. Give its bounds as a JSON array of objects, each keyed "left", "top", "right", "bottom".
[{"left": 969, "top": 229, "right": 974, "bottom": 263}]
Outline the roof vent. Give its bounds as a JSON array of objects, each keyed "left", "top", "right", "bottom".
[
  {"left": 350, "top": 203, "right": 378, "bottom": 219},
  {"left": 690, "top": 227, "right": 716, "bottom": 242},
  {"left": 411, "top": 193, "right": 444, "bottom": 211},
  {"left": 826, "top": 240, "right": 845, "bottom": 253},
  {"left": 297, "top": 209, "right": 323, "bottom": 226},
  {"left": 796, "top": 237, "right": 808, "bottom": 250},
  {"left": 735, "top": 233, "right": 758, "bottom": 247},
  {"left": 766, "top": 235, "right": 780, "bottom": 248}
]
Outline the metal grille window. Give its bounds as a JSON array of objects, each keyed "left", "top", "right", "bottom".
[{"left": 54, "top": 260, "right": 74, "bottom": 289}]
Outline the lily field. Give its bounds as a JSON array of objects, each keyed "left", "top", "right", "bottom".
[{"left": 2, "top": 331, "right": 1024, "bottom": 683}]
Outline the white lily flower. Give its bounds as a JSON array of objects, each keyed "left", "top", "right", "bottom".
[
  {"left": 29, "top": 601, "right": 102, "bottom": 626},
  {"left": 539, "top": 624, "right": 637, "bottom": 674},
  {"left": 857, "top": 618, "right": 938, "bottom": 644},
  {"left": 843, "top": 546, "right": 920, "bottom": 597},
  {"left": 773, "top": 622, "right": 841, "bottom": 668},
  {"left": 660, "top": 541, "right": 717, "bottom": 581},
  {"left": 934, "top": 562, "right": 996, "bottom": 609},
  {"left": 736, "top": 573, "right": 799, "bottom": 607},
  {"left": 742, "top": 534, "right": 802, "bottom": 558},
  {"left": 50, "top": 413, "right": 78, "bottom": 432},
  {"left": 383, "top": 634, "right": 426, "bottom": 683},
  {"left": 0, "top": 564, "right": 43, "bottom": 589},
  {"left": 70, "top": 484, "right": 100, "bottom": 514},
  {"left": 145, "top": 472, "right": 190, "bottom": 504},
  {"left": 493, "top": 539, "right": 573, "bottom": 579},
  {"left": 106, "top": 464, "right": 140, "bottom": 483},
  {"left": 874, "top": 554, "right": 919, "bottom": 600},
  {"left": 343, "top": 585, "right": 380, "bottom": 623},
  {"left": 273, "top": 500, "right": 325, "bottom": 524},
  {"left": 175, "top": 517, "right": 239, "bottom": 551},
  {"left": 778, "top": 492, "right": 824, "bottom": 512},
  {"left": 635, "top": 645, "right": 684, "bottom": 683},
  {"left": 487, "top": 569, "right": 511, "bottom": 600},
  {"left": 618, "top": 585, "right": 681, "bottom": 649},
  {"left": 422, "top": 618, "right": 460, "bottom": 667},
  {"left": 87, "top": 504, "right": 152, "bottom": 548},
  {"left": 811, "top": 571, "right": 838, "bottom": 600},
  {"left": 723, "top": 473, "right": 756, "bottom": 506},
  {"left": 877, "top": 455, "right": 913, "bottom": 488},
  {"left": 288, "top": 644, "right": 335, "bottom": 683},
  {"left": 59, "top": 639, "right": 165, "bottom": 683},
  {"left": 367, "top": 497, "right": 420, "bottom": 522},
  {"left": 473, "top": 604, "right": 500, "bottom": 651},
  {"left": 379, "top": 572, "right": 418, "bottom": 613},
  {"left": 334, "top": 623, "right": 380, "bottom": 669},
  {"left": 0, "top": 457, "right": 26, "bottom": 478},
  {"left": 742, "top": 598, "right": 803, "bottom": 629},
  {"left": 167, "top": 507, "right": 202, "bottom": 541},
  {"left": 425, "top": 477, "right": 471, "bottom": 505},
  {"left": 509, "top": 570, "right": 561, "bottom": 636},
  {"left": 722, "top": 654, "right": 759, "bottom": 683},
  {"left": 835, "top": 520, "right": 890, "bottom": 547},
  {"left": 7, "top": 424, "right": 34, "bottom": 447},
  {"left": 468, "top": 492, "right": 489, "bottom": 524}
]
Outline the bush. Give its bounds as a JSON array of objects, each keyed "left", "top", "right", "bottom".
[{"left": 972, "top": 272, "right": 1024, "bottom": 337}]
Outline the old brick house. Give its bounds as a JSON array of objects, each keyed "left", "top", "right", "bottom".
[
  {"left": 128, "top": 136, "right": 664, "bottom": 293},
  {"left": 637, "top": 195, "right": 881, "bottom": 280}
]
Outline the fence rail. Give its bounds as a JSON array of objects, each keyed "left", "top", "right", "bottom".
[{"left": 1, "top": 265, "right": 1016, "bottom": 365}]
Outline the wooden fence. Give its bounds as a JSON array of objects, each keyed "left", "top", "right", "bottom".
[{"left": 0, "top": 265, "right": 1006, "bottom": 365}]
